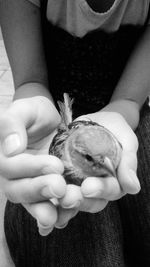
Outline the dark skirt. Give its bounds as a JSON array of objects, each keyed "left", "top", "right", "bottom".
[{"left": 4, "top": 0, "right": 150, "bottom": 266}]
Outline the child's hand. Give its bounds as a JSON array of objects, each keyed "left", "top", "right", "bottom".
[
  {"left": 0, "top": 96, "right": 68, "bottom": 234},
  {"left": 56, "top": 111, "right": 140, "bottom": 219},
  {"left": 80, "top": 111, "right": 140, "bottom": 210}
]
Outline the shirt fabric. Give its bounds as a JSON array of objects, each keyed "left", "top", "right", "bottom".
[{"left": 28, "top": 0, "right": 150, "bottom": 37}]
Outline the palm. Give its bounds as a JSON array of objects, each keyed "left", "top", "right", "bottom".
[{"left": 77, "top": 111, "right": 138, "bottom": 152}]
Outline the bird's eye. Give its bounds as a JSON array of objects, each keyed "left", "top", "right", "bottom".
[{"left": 85, "top": 154, "right": 93, "bottom": 162}]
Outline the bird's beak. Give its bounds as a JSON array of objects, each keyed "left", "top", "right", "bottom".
[{"left": 103, "top": 156, "right": 116, "bottom": 177}]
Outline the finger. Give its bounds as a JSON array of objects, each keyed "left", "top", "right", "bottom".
[
  {"left": 59, "top": 184, "right": 83, "bottom": 209},
  {"left": 117, "top": 150, "right": 141, "bottom": 194},
  {"left": 79, "top": 198, "right": 108, "bottom": 213},
  {"left": 4, "top": 174, "right": 66, "bottom": 203},
  {"left": 0, "top": 112, "right": 28, "bottom": 156},
  {"left": 38, "top": 226, "right": 54, "bottom": 237},
  {"left": 0, "top": 97, "right": 60, "bottom": 156},
  {"left": 81, "top": 177, "right": 124, "bottom": 201},
  {"left": 0, "top": 153, "right": 64, "bottom": 179},
  {"left": 24, "top": 201, "right": 57, "bottom": 236},
  {"left": 55, "top": 207, "right": 78, "bottom": 229}
]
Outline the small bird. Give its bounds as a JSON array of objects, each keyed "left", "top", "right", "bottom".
[{"left": 49, "top": 94, "right": 122, "bottom": 186}]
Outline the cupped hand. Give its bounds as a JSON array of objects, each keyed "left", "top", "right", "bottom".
[
  {"left": 0, "top": 96, "right": 67, "bottom": 234},
  {"left": 0, "top": 99, "right": 141, "bottom": 235},
  {"left": 80, "top": 111, "right": 140, "bottom": 193},
  {"left": 58, "top": 111, "right": 140, "bottom": 218}
]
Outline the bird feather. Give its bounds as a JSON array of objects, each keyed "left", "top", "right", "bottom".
[{"left": 57, "top": 93, "right": 74, "bottom": 128}]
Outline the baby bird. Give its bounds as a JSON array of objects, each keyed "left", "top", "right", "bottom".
[{"left": 49, "top": 94, "right": 122, "bottom": 186}]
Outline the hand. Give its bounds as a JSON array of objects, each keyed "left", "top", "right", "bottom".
[
  {"left": 0, "top": 96, "right": 67, "bottom": 234},
  {"left": 80, "top": 111, "right": 140, "bottom": 194},
  {"left": 55, "top": 111, "right": 140, "bottom": 222}
]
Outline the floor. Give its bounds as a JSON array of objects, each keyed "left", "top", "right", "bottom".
[{"left": 0, "top": 33, "right": 15, "bottom": 266}]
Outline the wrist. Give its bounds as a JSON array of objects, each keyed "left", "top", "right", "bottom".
[
  {"left": 13, "top": 82, "right": 53, "bottom": 102},
  {"left": 101, "top": 99, "right": 140, "bottom": 130}
]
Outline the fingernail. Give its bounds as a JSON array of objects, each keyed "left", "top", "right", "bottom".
[
  {"left": 83, "top": 190, "right": 102, "bottom": 198},
  {"left": 37, "top": 220, "right": 53, "bottom": 229},
  {"left": 128, "top": 170, "right": 141, "bottom": 192},
  {"left": 63, "top": 200, "right": 81, "bottom": 209},
  {"left": 55, "top": 222, "right": 68, "bottom": 229},
  {"left": 38, "top": 227, "right": 54, "bottom": 236},
  {"left": 2, "top": 134, "right": 21, "bottom": 156},
  {"left": 41, "top": 186, "right": 61, "bottom": 198},
  {"left": 51, "top": 198, "right": 59, "bottom": 206}
]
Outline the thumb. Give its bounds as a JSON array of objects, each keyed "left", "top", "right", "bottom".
[
  {"left": 117, "top": 150, "right": 141, "bottom": 194},
  {"left": 0, "top": 97, "right": 60, "bottom": 157},
  {"left": 0, "top": 110, "right": 28, "bottom": 156},
  {"left": 0, "top": 97, "right": 42, "bottom": 156}
]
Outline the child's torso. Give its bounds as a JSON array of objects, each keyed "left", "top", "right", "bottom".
[{"left": 30, "top": 0, "right": 150, "bottom": 36}]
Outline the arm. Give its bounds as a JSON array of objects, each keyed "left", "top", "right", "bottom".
[
  {"left": 0, "top": 0, "right": 68, "bottom": 234},
  {"left": 102, "top": 26, "right": 150, "bottom": 130},
  {"left": 76, "top": 25, "right": 150, "bottom": 206},
  {"left": 0, "top": 1, "right": 83, "bottom": 233},
  {"left": 0, "top": 0, "right": 51, "bottom": 101}
]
